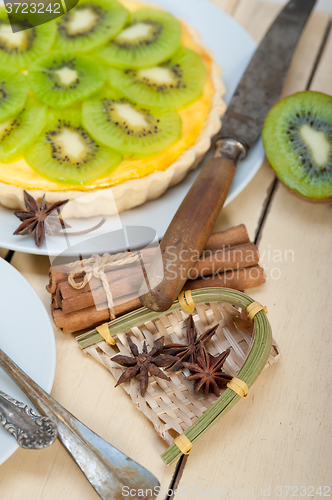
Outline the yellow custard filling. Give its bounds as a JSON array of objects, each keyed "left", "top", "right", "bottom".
[{"left": 0, "top": 2, "right": 214, "bottom": 192}]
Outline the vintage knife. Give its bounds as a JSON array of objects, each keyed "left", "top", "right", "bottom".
[{"left": 139, "top": 0, "right": 317, "bottom": 312}]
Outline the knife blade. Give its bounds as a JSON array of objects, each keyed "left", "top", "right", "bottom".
[
  {"left": 139, "top": 0, "right": 317, "bottom": 312},
  {"left": 218, "top": 0, "right": 317, "bottom": 151}
]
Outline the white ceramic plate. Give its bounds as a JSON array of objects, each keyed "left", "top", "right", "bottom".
[
  {"left": 0, "top": 0, "right": 264, "bottom": 256},
  {"left": 0, "top": 257, "right": 56, "bottom": 466}
]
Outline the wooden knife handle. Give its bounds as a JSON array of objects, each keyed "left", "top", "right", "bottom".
[{"left": 139, "top": 156, "right": 236, "bottom": 312}]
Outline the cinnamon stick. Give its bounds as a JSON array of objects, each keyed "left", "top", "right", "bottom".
[
  {"left": 46, "top": 225, "right": 250, "bottom": 294},
  {"left": 57, "top": 242, "right": 259, "bottom": 312},
  {"left": 53, "top": 265, "right": 265, "bottom": 334},
  {"left": 184, "top": 265, "right": 266, "bottom": 292},
  {"left": 46, "top": 248, "right": 156, "bottom": 294},
  {"left": 51, "top": 293, "right": 61, "bottom": 310},
  {"left": 188, "top": 242, "right": 258, "bottom": 279},
  {"left": 57, "top": 262, "right": 149, "bottom": 301},
  {"left": 60, "top": 269, "right": 144, "bottom": 314},
  {"left": 52, "top": 296, "right": 141, "bottom": 335},
  {"left": 46, "top": 266, "right": 83, "bottom": 294},
  {"left": 204, "top": 224, "right": 249, "bottom": 251}
]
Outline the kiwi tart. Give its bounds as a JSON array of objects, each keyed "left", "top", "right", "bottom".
[{"left": 0, "top": 0, "right": 226, "bottom": 218}]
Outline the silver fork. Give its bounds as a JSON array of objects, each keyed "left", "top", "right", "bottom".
[
  {"left": 0, "top": 348, "right": 159, "bottom": 500},
  {"left": 0, "top": 389, "right": 58, "bottom": 448}
]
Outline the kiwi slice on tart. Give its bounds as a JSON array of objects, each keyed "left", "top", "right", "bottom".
[
  {"left": 29, "top": 52, "right": 107, "bottom": 109},
  {"left": 0, "top": 67, "right": 29, "bottom": 122},
  {"left": 24, "top": 108, "right": 122, "bottom": 186},
  {"left": 82, "top": 88, "right": 182, "bottom": 157},
  {"left": 262, "top": 91, "right": 332, "bottom": 203},
  {"left": 108, "top": 47, "right": 207, "bottom": 109},
  {"left": 97, "top": 8, "right": 182, "bottom": 69},
  {"left": 0, "top": 9, "right": 56, "bottom": 70},
  {"left": 56, "top": 0, "right": 129, "bottom": 53},
  {"left": 0, "top": 97, "right": 46, "bottom": 163}
]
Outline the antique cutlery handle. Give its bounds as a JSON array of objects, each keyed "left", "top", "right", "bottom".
[
  {"left": 139, "top": 138, "right": 246, "bottom": 312},
  {"left": 0, "top": 390, "right": 57, "bottom": 449},
  {"left": 0, "top": 348, "right": 159, "bottom": 500}
]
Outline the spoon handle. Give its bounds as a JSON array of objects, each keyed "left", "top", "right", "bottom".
[
  {"left": 0, "top": 349, "right": 159, "bottom": 500},
  {"left": 0, "top": 390, "right": 57, "bottom": 449}
]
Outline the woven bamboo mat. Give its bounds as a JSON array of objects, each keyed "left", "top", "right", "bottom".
[{"left": 84, "top": 302, "right": 280, "bottom": 445}]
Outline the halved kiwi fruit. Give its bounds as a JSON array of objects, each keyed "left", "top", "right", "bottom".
[
  {"left": 0, "top": 97, "right": 46, "bottom": 163},
  {"left": 0, "top": 8, "right": 56, "bottom": 70},
  {"left": 24, "top": 108, "right": 122, "bottom": 186},
  {"left": 29, "top": 52, "right": 107, "bottom": 109},
  {"left": 108, "top": 47, "right": 207, "bottom": 109},
  {"left": 0, "top": 67, "right": 29, "bottom": 122},
  {"left": 82, "top": 88, "right": 182, "bottom": 157},
  {"left": 56, "top": 0, "right": 129, "bottom": 52},
  {"left": 262, "top": 91, "right": 332, "bottom": 203},
  {"left": 97, "top": 8, "right": 182, "bottom": 69}
]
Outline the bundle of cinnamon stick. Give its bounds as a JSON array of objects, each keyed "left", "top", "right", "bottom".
[{"left": 47, "top": 224, "right": 265, "bottom": 334}]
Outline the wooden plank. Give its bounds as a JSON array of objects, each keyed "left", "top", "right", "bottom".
[
  {"left": 179, "top": 17, "right": 332, "bottom": 494},
  {"left": 179, "top": 1, "right": 332, "bottom": 495},
  {"left": 0, "top": 248, "right": 8, "bottom": 259},
  {"left": 241, "top": 18, "right": 332, "bottom": 495},
  {"left": 207, "top": 0, "right": 239, "bottom": 14},
  {"left": 214, "top": 2, "right": 330, "bottom": 240},
  {"left": 234, "top": 0, "right": 282, "bottom": 42},
  {"left": 310, "top": 23, "right": 332, "bottom": 94}
]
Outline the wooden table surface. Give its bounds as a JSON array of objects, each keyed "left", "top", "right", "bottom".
[{"left": 1, "top": 1, "right": 331, "bottom": 499}]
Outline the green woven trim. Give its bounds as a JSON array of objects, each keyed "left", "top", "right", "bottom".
[{"left": 76, "top": 288, "right": 272, "bottom": 466}]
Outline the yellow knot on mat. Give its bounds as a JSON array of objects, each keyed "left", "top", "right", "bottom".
[
  {"left": 178, "top": 290, "right": 196, "bottom": 313},
  {"left": 96, "top": 323, "right": 116, "bottom": 345},
  {"left": 247, "top": 301, "right": 268, "bottom": 320},
  {"left": 174, "top": 434, "right": 192, "bottom": 455},
  {"left": 227, "top": 377, "right": 248, "bottom": 399}
]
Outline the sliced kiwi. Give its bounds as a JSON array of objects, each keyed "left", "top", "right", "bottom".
[
  {"left": 97, "top": 8, "right": 182, "bottom": 69},
  {"left": 82, "top": 88, "right": 182, "bottom": 157},
  {"left": 24, "top": 108, "right": 122, "bottom": 186},
  {"left": 0, "top": 8, "right": 56, "bottom": 70},
  {"left": 108, "top": 47, "right": 207, "bottom": 109},
  {"left": 29, "top": 52, "right": 107, "bottom": 109},
  {"left": 0, "top": 97, "right": 46, "bottom": 163},
  {"left": 262, "top": 91, "right": 332, "bottom": 203},
  {"left": 0, "top": 67, "right": 29, "bottom": 122},
  {"left": 56, "top": 0, "right": 129, "bottom": 52}
]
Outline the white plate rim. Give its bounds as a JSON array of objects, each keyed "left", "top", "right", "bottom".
[{"left": 0, "top": 257, "right": 56, "bottom": 466}]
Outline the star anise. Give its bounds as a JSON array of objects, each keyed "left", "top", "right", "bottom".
[
  {"left": 162, "top": 315, "right": 218, "bottom": 372},
  {"left": 183, "top": 342, "right": 232, "bottom": 397},
  {"left": 111, "top": 336, "right": 177, "bottom": 396},
  {"left": 13, "top": 190, "right": 69, "bottom": 247}
]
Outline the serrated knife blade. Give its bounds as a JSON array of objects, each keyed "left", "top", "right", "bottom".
[{"left": 139, "top": 0, "right": 317, "bottom": 313}]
